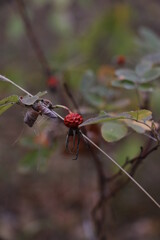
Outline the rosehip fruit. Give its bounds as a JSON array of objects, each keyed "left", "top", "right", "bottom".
[{"left": 64, "top": 113, "right": 83, "bottom": 129}]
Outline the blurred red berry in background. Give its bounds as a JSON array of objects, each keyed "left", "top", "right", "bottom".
[
  {"left": 116, "top": 55, "right": 126, "bottom": 65},
  {"left": 47, "top": 75, "right": 59, "bottom": 91}
]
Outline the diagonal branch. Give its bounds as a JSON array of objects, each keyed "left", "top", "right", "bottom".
[
  {"left": 82, "top": 133, "right": 160, "bottom": 209},
  {"left": 16, "top": 0, "right": 51, "bottom": 77}
]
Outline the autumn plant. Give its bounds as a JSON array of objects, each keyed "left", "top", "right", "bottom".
[
  {"left": 0, "top": 68, "right": 160, "bottom": 204},
  {"left": 1, "top": 23, "right": 160, "bottom": 239}
]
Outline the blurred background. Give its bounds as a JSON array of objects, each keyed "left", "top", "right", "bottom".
[{"left": 0, "top": 0, "right": 160, "bottom": 239}]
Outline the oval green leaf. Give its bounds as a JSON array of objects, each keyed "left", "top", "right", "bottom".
[
  {"left": 20, "top": 95, "right": 39, "bottom": 105},
  {"left": 125, "top": 119, "right": 146, "bottom": 133},
  {"left": 139, "top": 83, "right": 153, "bottom": 92},
  {"left": 142, "top": 67, "right": 160, "bottom": 83},
  {"left": 142, "top": 52, "right": 160, "bottom": 65},
  {"left": 125, "top": 109, "right": 152, "bottom": 121},
  {"left": 135, "top": 61, "right": 152, "bottom": 77},
  {"left": 112, "top": 79, "right": 136, "bottom": 89},
  {"left": 139, "top": 27, "right": 160, "bottom": 49},
  {"left": 115, "top": 69, "right": 139, "bottom": 82},
  {"left": 0, "top": 95, "right": 19, "bottom": 105},
  {"left": 20, "top": 91, "right": 47, "bottom": 106},
  {"left": 101, "top": 121, "right": 128, "bottom": 142}
]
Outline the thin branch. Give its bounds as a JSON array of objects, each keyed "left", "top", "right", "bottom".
[
  {"left": 15, "top": 0, "right": 51, "bottom": 76},
  {"left": 63, "top": 82, "right": 79, "bottom": 110},
  {"left": 107, "top": 139, "right": 158, "bottom": 182},
  {"left": 0, "top": 75, "right": 32, "bottom": 96},
  {"left": 52, "top": 104, "right": 71, "bottom": 113},
  {"left": 81, "top": 133, "right": 107, "bottom": 236},
  {"left": 82, "top": 133, "right": 160, "bottom": 209},
  {"left": 63, "top": 80, "right": 110, "bottom": 237}
]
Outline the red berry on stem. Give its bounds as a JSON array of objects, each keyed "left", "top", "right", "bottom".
[
  {"left": 47, "top": 76, "right": 58, "bottom": 91},
  {"left": 64, "top": 113, "right": 83, "bottom": 129}
]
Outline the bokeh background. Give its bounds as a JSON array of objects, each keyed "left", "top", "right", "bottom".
[{"left": 0, "top": 0, "right": 160, "bottom": 239}]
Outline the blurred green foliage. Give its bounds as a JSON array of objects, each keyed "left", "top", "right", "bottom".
[
  {"left": 1, "top": 1, "right": 160, "bottom": 239},
  {"left": 80, "top": 4, "right": 134, "bottom": 65},
  {"left": 7, "top": 15, "right": 24, "bottom": 40}
]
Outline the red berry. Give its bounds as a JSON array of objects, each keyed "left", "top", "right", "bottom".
[
  {"left": 47, "top": 76, "right": 58, "bottom": 90},
  {"left": 64, "top": 113, "right": 83, "bottom": 129},
  {"left": 117, "top": 55, "right": 126, "bottom": 65}
]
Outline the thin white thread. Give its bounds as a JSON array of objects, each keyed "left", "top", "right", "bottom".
[
  {"left": 0, "top": 75, "right": 32, "bottom": 96},
  {"left": 82, "top": 133, "right": 160, "bottom": 209}
]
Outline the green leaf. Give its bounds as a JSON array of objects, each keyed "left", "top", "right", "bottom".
[
  {"left": 139, "top": 83, "right": 153, "bottom": 92},
  {"left": 81, "top": 71, "right": 108, "bottom": 108},
  {"left": 20, "top": 95, "right": 39, "bottom": 105},
  {"left": 115, "top": 69, "right": 139, "bottom": 82},
  {"left": 20, "top": 92, "right": 47, "bottom": 106},
  {"left": 139, "top": 27, "right": 160, "bottom": 49},
  {"left": 115, "top": 66, "right": 160, "bottom": 83},
  {"left": 0, "top": 103, "right": 14, "bottom": 116},
  {"left": 81, "top": 71, "right": 101, "bottom": 107},
  {"left": 124, "top": 110, "right": 152, "bottom": 121},
  {"left": 125, "top": 119, "right": 146, "bottom": 133},
  {"left": 101, "top": 121, "right": 128, "bottom": 142},
  {"left": 135, "top": 61, "right": 152, "bottom": 77},
  {"left": 36, "top": 91, "right": 47, "bottom": 98},
  {"left": 142, "top": 52, "right": 160, "bottom": 65},
  {"left": 0, "top": 95, "right": 19, "bottom": 105},
  {"left": 142, "top": 68, "right": 160, "bottom": 82},
  {"left": 116, "top": 136, "right": 143, "bottom": 166},
  {"left": 80, "top": 110, "right": 152, "bottom": 127},
  {"left": 112, "top": 79, "right": 136, "bottom": 89},
  {"left": 0, "top": 95, "right": 19, "bottom": 116},
  {"left": 80, "top": 114, "right": 124, "bottom": 127},
  {"left": 112, "top": 79, "right": 153, "bottom": 92},
  {"left": 83, "top": 93, "right": 105, "bottom": 108}
]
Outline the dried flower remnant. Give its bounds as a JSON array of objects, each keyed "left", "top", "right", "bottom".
[
  {"left": 24, "top": 109, "right": 39, "bottom": 127},
  {"left": 64, "top": 113, "right": 83, "bottom": 160}
]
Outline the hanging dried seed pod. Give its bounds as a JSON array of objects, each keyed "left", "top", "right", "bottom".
[
  {"left": 41, "top": 106, "right": 57, "bottom": 118},
  {"left": 24, "top": 109, "right": 39, "bottom": 127},
  {"left": 41, "top": 99, "right": 53, "bottom": 109},
  {"left": 32, "top": 100, "right": 57, "bottom": 119}
]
